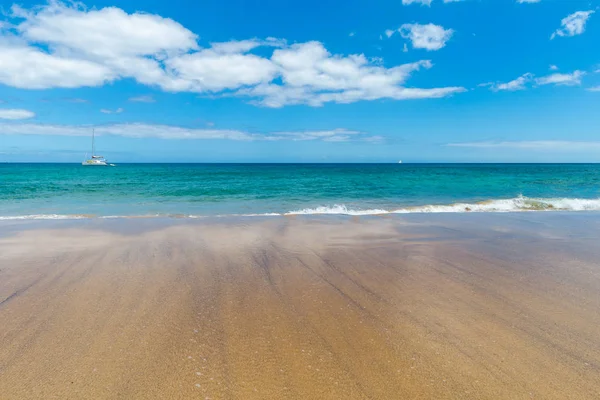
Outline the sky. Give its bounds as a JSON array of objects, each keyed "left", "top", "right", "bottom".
[{"left": 0, "top": 0, "right": 599, "bottom": 163}]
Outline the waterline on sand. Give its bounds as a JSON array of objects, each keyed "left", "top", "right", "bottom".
[{"left": 2, "top": 196, "right": 600, "bottom": 219}]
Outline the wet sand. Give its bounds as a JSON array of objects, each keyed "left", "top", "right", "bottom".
[{"left": 1, "top": 214, "right": 600, "bottom": 399}]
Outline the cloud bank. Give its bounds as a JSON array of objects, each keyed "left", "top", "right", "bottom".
[
  {"left": 0, "top": 2, "right": 464, "bottom": 107},
  {"left": 447, "top": 141, "right": 600, "bottom": 150},
  {"left": 0, "top": 122, "right": 381, "bottom": 142},
  {"left": 0, "top": 109, "right": 36, "bottom": 119}
]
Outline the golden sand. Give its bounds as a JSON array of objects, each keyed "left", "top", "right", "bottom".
[{"left": 1, "top": 216, "right": 599, "bottom": 399}]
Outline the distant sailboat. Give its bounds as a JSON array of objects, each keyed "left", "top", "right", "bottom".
[
  {"left": 398, "top": 160, "right": 402, "bottom": 164},
  {"left": 82, "top": 129, "right": 113, "bottom": 166}
]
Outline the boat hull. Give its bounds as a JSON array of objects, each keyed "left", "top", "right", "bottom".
[{"left": 82, "top": 161, "right": 109, "bottom": 166}]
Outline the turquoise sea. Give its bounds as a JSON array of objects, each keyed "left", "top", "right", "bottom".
[{"left": 1, "top": 163, "right": 600, "bottom": 219}]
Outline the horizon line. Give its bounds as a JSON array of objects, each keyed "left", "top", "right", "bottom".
[{"left": 2, "top": 162, "right": 600, "bottom": 165}]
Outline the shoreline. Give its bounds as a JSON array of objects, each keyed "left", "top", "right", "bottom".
[
  {"left": 2, "top": 208, "right": 600, "bottom": 221},
  {"left": 3, "top": 196, "right": 600, "bottom": 220},
  {"left": 2, "top": 214, "right": 600, "bottom": 399}
]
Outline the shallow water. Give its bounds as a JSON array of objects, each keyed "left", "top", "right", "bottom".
[{"left": 2, "top": 163, "right": 600, "bottom": 218}]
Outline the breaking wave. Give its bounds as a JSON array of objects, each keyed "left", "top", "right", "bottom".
[
  {"left": 286, "top": 197, "right": 600, "bottom": 215},
  {"left": 0, "top": 214, "right": 92, "bottom": 220},
  {"left": 1, "top": 197, "right": 600, "bottom": 220}
]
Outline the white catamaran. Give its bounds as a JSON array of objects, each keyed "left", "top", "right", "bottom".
[{"left": 82, "top": 129, "right": 113, "bottom": 166}]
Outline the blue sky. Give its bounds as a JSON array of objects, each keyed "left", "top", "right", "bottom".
[{"left": 0, "top": 0, "right": 599, "bottom": 162}]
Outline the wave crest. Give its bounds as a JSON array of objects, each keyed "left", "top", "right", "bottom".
[
  {"left": 1, "top": 197, "right": 600, "bottom": 220},
  {"left": 0, "top": 214, "right": 91, "bottom": 220},
  {"left": 286, "top": 197, "right": 600, "bottom": 215}
]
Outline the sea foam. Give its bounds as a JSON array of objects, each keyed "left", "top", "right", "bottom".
[
  {"left": 285, "top": 196, "right": 600, "bottom": 215},
  {"left": 1, "top": 197, "right": 600, "bottom": 220},
  {"left": 285, "top": 204, "right": 389, "bottom": 216},
  {"left": 0, "top": 214, "right": 91, "bottom": 220}
]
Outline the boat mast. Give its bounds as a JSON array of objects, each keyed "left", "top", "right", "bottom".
[{"left": 92, "top": 128, "right": 95, "bottom": 157}]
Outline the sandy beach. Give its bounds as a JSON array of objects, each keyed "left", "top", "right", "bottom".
[{"left": 1, "top": 214, "right": 600, "bottom": 399}]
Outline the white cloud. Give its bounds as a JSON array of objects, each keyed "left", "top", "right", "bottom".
[
  {"left": 234, "top": 42, "right": 464, "bottom": 107},
  {"left": 549, "top": 65, "right": 558, "bottom": 71},
  {"left": 272, "top": 42, "right": 420, "bottom": 91},
  {"left": 396, "top": 23, "right": 454, "bottom": 51},
  {"left": 0, "top": 43, "right": 115, "bottom": 89},
  {"left": 551, "top": 11, "right": 594, "bottom": 39},
  {"left": 129, "top": 95, "right": 156, "bottom": 103},
  {"left": 15, "top": 3, "right": 198, "bottom": 58},
  {"left": 402, "top": 0, "right": 432, "bottom": 5},
  {"left": 210, "top": 38, "right": 285, "bottom": 54},
  {"left": 481, "top": 73, "right": 534, "bottom": 91},
  {"left": 261, "top": 128, "right": 367, "bottom": 142},
  {"left": 0, "top": 108, "right": 35, "bottom": 119},
  {"left": 516, "top": 0, "right": 541, "bottom": 3},
  {"left": 166, "top": 47, "right": 279, "bottom": 92},
  {"left": 0, "top": 122, "right": 379, "bottom": 142},
  {"left": 481, "top": 70, "right": 588, "bottom": 92},
  {"left": 402, "top": 0, "right": 464, "bottom": 4},
  {"left": 535, "top": 70, "right": 585, "bottom": 86},
  {"left": 240, "top": 84, "right": 464, "bottom": 108},
  {"left": 447, "top": 141, "right": 600, "bottom": 150},
  {"left": 587, "top": 86, "right": 600, "bottom": 92},
  {"left": 0, "top": 2, "right": 464, "bottom": 107},
  {"left": 2, "top": 1, "right": 198, "bottom": 90},
  {"left": 100, "top": 108, "right": 124, "bottom": 114}
]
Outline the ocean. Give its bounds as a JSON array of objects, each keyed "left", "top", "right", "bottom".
[{"left": 1, "top": 163, "right": 600, "bottom": 219}]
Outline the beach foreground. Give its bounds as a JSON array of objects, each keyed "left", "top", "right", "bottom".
[{"left": 1, "top": 214, "right": 600, "bottom": 399}]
